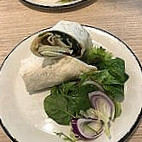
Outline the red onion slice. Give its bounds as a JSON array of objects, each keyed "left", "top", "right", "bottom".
[
  {"left": 71, "top": 118, "right": 104, "bottom": 139},
  {"left": 88, "top": 91, "right": 115, "bottom": 120}
]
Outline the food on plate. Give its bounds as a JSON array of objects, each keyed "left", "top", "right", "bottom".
[
  {"left": 43, "top": 45, "right": 129, "bottom": 141},
  {"left": 71, "top": 118, "right": 104, "bottom": 139},
  {"left": 20, "top": 21, "right": 129, "bottom": 141},
  {"left": 20, "top": 20, "right": 95, "bottom": 93},
  {"left": 20, "top": 55, "right": 96, "bottom": 93},
  {"left": 31, "top": 20, "right": 92, "bottom": 59}
]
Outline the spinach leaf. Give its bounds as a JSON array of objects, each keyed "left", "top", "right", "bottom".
[
  {"left": 67, "top": 84, "right": 94, "bottom": 116},
  {"left": 103, "top": 58, "right": 129, "bottom": 83},
  {"left": 103, "top": 84, "right": 124, "bottom": 102},
  {"left": 44, "top": 81, "right": 94, "bottom": 125},
  {"left": 44, "top": 94, "right": 73, "bottom": 125}
]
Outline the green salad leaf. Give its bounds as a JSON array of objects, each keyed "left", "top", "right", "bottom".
[
  {"left": 44, "top": 94, "right": 72, "bottom": 125},
  {"left": 79, "top": 70, "right": 124, "bottom": 102},
  {"left": 81, "top": 47, "right": 113, "bottom": 67},
  {"left": 80, "top": 46, "right": 129, "bottom": 102},
  {"left": 80, "top": 70, "right": 122, "bottom": 85},
  {"left": 103, "top": 84, "right": 124, "bottom": 102},
  {"left": 44, "top": 46, "right": 129, "bottom": 125},
  {"left": 104, "top": 58, "right": 129, "bottom": 83},
  {"left": 44, "top": 81, "right": 95, "bottom": 125},
  {"left": 82, "top": 47, "right": 129, "bottom": 84},
  {"left": 80, "top": 47, "right": 129, "bottom": 118},
  {"left": 114, "top": 102, "right": 122, "bottom": 118}
]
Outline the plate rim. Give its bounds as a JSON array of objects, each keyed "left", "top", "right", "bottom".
[
  {"left": 20, "top": 0, "right": 90, "bottom": 10},
  {"left": 0, "top": 25, "right": 142, "bottom": 142}
]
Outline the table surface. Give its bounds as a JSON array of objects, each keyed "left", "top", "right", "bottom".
[{"left": 0, "top": 0, "right": 142, "bottom": 141}]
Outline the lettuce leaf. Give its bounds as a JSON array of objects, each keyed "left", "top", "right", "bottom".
[
  {"left": 80, "top": 47, "right": 129, "bottom": 118},
  {"left": 79, "top": 70, "right": 125, "bottom": 102},
  {"left": 82, "top": 47, "right": 129, "bottom": 83},
  {"left": 44, "top": 81, "right": 95, "bottom": 125},
  {"left": 79, "top": 70, "right": 122, "bottom": 85},
  {"left": 44, "top": 47, "right": 129, "bottom": 124},
  {"left": 81, "top": 47, "right": 129, "bottom": 101},
  {"left": 81, "top": 47, "right": 113, "bottom": 68}
]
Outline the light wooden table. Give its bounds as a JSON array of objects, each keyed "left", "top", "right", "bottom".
[{"left": 0, "top": 0, "right": 142, "bottom": 141}]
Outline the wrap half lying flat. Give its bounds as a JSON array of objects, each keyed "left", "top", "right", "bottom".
[{"left": 20, "top": 55, "right": 97, "bottom": 93}]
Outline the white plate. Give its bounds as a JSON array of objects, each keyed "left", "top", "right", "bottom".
[
  {"left": 20, "top": 0, "right": 89, "bottom": 9},
  {"left": 0, "top": 25, "right": 142, "bottom": 142}
]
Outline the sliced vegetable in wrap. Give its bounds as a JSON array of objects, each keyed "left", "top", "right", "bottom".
[{"left": 31, "top": 20, "right": 93, "bottom": 58}]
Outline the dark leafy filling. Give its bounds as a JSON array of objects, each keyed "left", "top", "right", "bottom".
[{"left": 39, "top": 31, "right": 82, "bottom": 57}]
